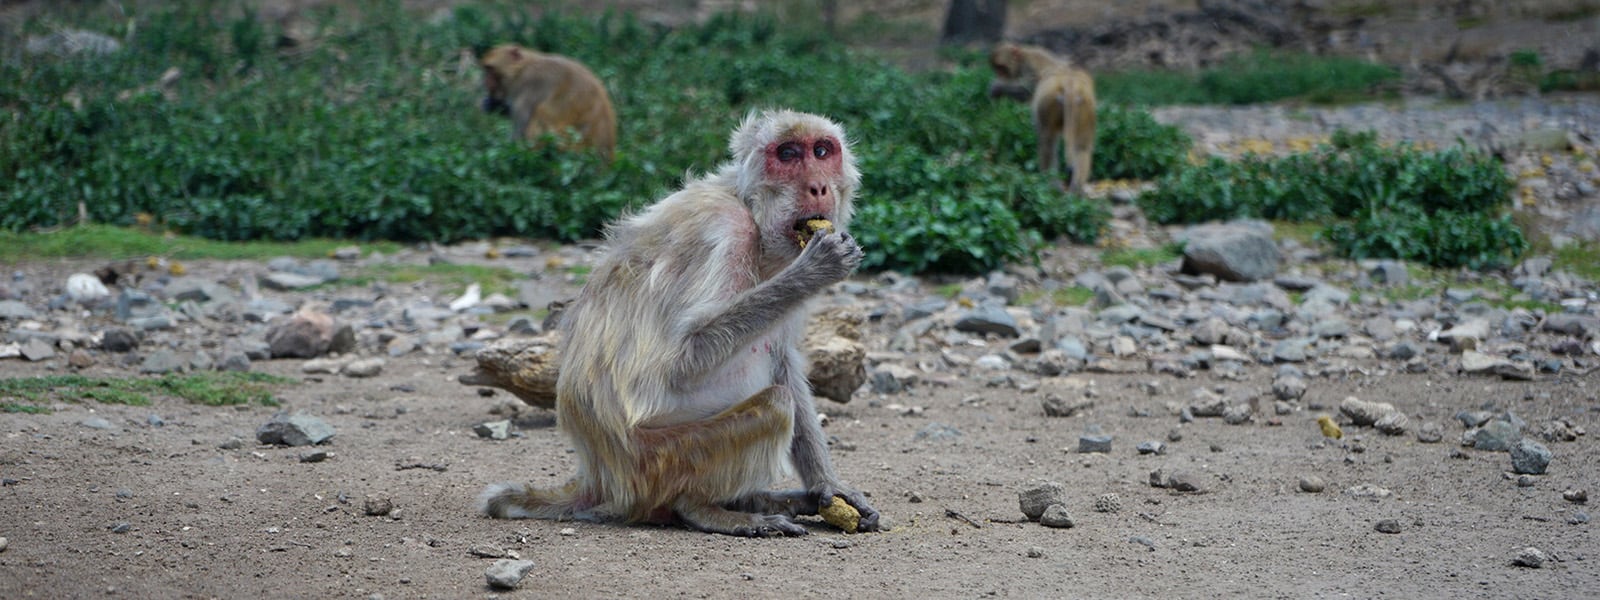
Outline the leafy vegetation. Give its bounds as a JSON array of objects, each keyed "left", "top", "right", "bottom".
[
  {"left": 0, "top": 372, "right": 291, "bottom": 413},
  {"left": 1097, "top": 50, "right": 1400, "bottom": 106},
  {"left": 1, "top": 2, "right": 1173, "bottom": 274},
  {"left": 1138, "top": 130, "right": 1524, "bottom": 269}
]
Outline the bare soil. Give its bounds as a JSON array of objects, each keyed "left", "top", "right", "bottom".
[{"left": 1, "top": 251, "right": 1597, "bottom": 599}]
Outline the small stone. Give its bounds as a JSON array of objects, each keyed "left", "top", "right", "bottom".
[
  {"left": 1416, "top": 422, "right": 1444, "bottom": 444},
  {"left": 1078, "top": 434, "right": 1113, "bottom": 454},
  {"left": 1019, "top": 482, "right": 1067, "bottom": 520},
  {"left": 473, "top": 420, "right": 512, "bottom": 441},
  {"left": 1375, "top": 519, "right": 1402, "bottom": 534},
  {"left": 1512, "top": 546, "right": 1547, "bottom": 568},
  {"left": 1510, "top": 439, "right": 1553, "bottom": 475},
  {"left": 1298, "top": 475, "right": 1326, "bottom": 493},
  {"left": 1093, "top": 493, "right": 1121, "bottom": 513},
  {"left": 485, "top": 558, "right": 537, "bottom": 590},
  {"left": 363, "top": 496, "right": 394, "bottom": 517},
  {"left": 1038, "top": 504, "right": 1075, "bottom": 528}
]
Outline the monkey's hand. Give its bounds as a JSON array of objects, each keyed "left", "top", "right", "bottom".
[
  {"left": 809, "top": 481, "right": 880, "bottom": 533},
  {"left": 793, "top": 230, "right": 863, "bottom": 287}
]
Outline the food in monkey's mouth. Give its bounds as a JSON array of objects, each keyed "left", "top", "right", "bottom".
[{"left": 793, "top": 218, "right": 834, "bottom": 249}]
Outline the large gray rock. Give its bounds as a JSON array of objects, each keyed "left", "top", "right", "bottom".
[
  {"left": 1178, "top": 222, "right": 1281, "bottom": 282},
  {"left": 256, "top": 412, "right": 335, "bottom": 446},
  {"left": 265, "top": 308, "right": 338, "bottom": 358}
]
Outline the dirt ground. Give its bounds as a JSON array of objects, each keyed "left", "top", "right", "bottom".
[
  {"left": 1, "top": 253, "right": 1597, "bottom": 599},
  {"left": 3, "top": 1, "right": 1599, "bottom": 598}
]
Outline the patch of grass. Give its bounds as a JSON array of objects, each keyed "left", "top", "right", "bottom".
[
  {"left": 0, "top": 372, "right": 290, "bottom": 412},
  {"left": 1102, "top": 244, "right": 1182, "bottom": 269},
  {"left": 344, "top": 263, "right": 521, "bottom": 296},
  {"left": 1051, "top": 286, "right": 1095, "bottom": 307},
  {"left": 0, "top": 224, "right": 403, "bottom": 263},
  {"left": 1553, "top": 242, "right": 1600, "bottom": 280}
]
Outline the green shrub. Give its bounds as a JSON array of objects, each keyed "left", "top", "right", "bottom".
[{"left": 1138, "top": 131, "right": 1523, "bottom": 269}]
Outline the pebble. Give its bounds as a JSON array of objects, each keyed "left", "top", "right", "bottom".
[
  {"left": 485, "top": 559, "right": 537, "bottom": 590},
  {"left": 1039, "top": 504, "right": 1075, "bottom": 528},
  {"left": 1018, "top": 481, "right": 1067, "bottom": 520},
  {"left": 1298, "top": 475, "right": 1326, "bottom": 493},
  {"left": 1512, "top": 546, "right": 1547, "bottom": 568}
]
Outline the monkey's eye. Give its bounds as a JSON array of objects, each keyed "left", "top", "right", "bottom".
[
  {"left": 813, "top": 142, "right": 830, "bottom": 159},
  {"left": 776, "top": 142, "right": 802, "bottom": 163}
]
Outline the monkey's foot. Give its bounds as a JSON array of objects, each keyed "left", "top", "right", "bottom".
[{"left": 678, "top": 503, "right": 809, "bottom": 537}]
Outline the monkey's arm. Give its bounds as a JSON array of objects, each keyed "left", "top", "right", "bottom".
[
  {"left": 782, "top": 355, "right": 882, "bottom": 531},
  {"left": 668, "top": 231, "right": 861, "bottom": 390}
]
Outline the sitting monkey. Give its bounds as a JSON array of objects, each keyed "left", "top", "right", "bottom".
[
  {"left": 478, "top": 110, "right": 881, "bottom": 537},
  {"left": 479, "top": 43, "right": 617, "bottom": 162},
  {"left": 988, "top": 41, "right": 1097, "bottom": 194}
]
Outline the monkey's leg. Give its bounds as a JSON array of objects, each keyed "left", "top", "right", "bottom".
[{"left": 632, "top": 387, "right": 807, "bottom": 537}]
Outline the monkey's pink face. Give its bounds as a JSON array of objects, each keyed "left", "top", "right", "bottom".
[{"left": 763, "top": 135, "right": 845, "bottom": 240}]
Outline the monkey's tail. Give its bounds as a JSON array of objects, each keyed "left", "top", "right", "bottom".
[{"left": 478, "top": 479, "right": 593, "bottom": 520}]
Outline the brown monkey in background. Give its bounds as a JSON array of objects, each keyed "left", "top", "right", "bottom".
[
  {"left": 479, "top": 43, "right": 617, "bottom": 162},
  {"left": 478, "top": 109, "right": 881, "bottom": 537},
  {"left": 988, "top": 42, "right": 1097, "bottom": 194}
]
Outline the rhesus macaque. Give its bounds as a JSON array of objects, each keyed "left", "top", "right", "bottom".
[
  {"left": 988, "top": 41, "right": 1097, "bottom": 194},
  {"left": 479, "top": 43, "right": 617, "bottom": 162},
  {"left": 479, "top": 110, "right": 881, "bottom": 537}
]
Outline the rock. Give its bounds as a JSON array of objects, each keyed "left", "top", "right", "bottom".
[
  {"left": 1038, "top": 504, "right": 1075, "bottom": 528},
  {"left": 341, "top": 357, "right": 385, "bottom": 378},
  {"left": 1375, "top": 519, "right": 1402, "bottom": 534},
  {"left": 1298, "top": 475, "right": 1326, "bottom": 493},
  {"left": 363, "top": 495, "right": 394, "bottom": 517},
  {"left": 139, "top": 350, "right": 187, "bottom": 374},
  {"left": 100, "top": 329, "right": 140, "bottom": 352},
  {"left": 1509, "top": 439, "right": 1552, "bottom": 474},
  {"left": 1078, "top": 434, "right": 1113, "bottom": 454},
  {"left": 256, "top": 412, "right": 335, "bottom": 446},
  {"left": 266, "top": 308, "right": 339, "bottom": 358},
  {"left": 1041, "top": 393, "right": 1091, "bottom": 417},
  {"left": 1339, "top": 396, "right": 1400, "bottom": 427},
  {"left": 473, "top": 420, "right": 512, "bottom": 441},
  {"left": 1178, "top": 221, "right": 1281, "bottom": 282},
  {"left": 1460, "top": 351, "right": 1535, "bottom": 380},
  {"left": 954, "top": 304, "right": 1020, "bottom": 337},
  {"left": 1092, "top": 493, "right": 1121, "bottom": 513},
  {"left": 871, "top": 364, "right": 920, "bottom": 394},
  {"left": 1272, "top": 376, "right": 1307, "bottom": 401},
  {"left": 1472, "top": 420, "right": 1521, "bottom": 452},
  {"left": 1416, "top": 422, "right": 1444, "bottom": 444},
  {"left": 19, "top": 338, "right": 55, "bottom": 362},
  {"left": 459, "top": 336, "right": 562, "bottom": 410},
  {"left": 1511, "top": 546, "right": 1548, "bottom": 569},
  {"left": 1018, "top": 481, "right": 1067, "bottom": 520}
]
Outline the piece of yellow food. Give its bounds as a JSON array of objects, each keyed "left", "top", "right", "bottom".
[
  {"left": 818, "top": 495, "right": 860, "bottom": 533},
  {"left": 1316, "top": 415, "right": 1343, "bottom": 440},
  {"left": 795, "top": 219, "right": 833, "bottom": 249}
]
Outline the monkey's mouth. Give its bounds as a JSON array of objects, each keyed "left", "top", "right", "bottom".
[{"left": 792, "top": 216, "right": 834, "bottom": 249}]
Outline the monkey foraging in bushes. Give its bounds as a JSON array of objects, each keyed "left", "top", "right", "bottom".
[
  {"left": 479, "top": 43, "right": 617, "bottom": 162},
  {"left": 988, "top": 41, "right": 1097, "bottom": 194},
  {"left": 479, "top": 109, "right": 881, "bottom": 537}
]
